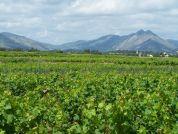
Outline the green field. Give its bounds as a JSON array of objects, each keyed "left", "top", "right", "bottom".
[{"left": 0, "top": 51, "right": 177, "bottom": 134}]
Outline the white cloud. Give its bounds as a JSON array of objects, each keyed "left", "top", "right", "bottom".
[
  {"left": 62, "top": 0, "right": 131, "bottom": 16},
  {"left": 0, "top": 3, "right": 36, "bottom": 14},
  {"left": 167, "top": 9, "right": 178, "bottom": 16},
  {"left": 0, "top": 22, "right": 21, "bottom": 28},
  {"left": 56, "top": 22, "right": 78, "bottom": 31},
  {"left": 72, "top": 0, "right": 122, "bottom": 14},
  {"left": 0, "top": 17, "right": 42, "bottom": 29},
  {"left": 137, "top": 0, "right": 177, "bottom": 9},
  {"left": 61, "top": 0, "right": 177, "bottom": 16},
  {"left": 37, "top": 29, "right": 48, "bottom": 38}
]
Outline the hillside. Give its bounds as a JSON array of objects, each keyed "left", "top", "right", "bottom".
[{"left": 0, "top": 32, "right": 53, "bottom": 50}]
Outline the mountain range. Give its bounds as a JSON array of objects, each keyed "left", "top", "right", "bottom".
[
  {"left": 57, "top": 30, "right": 178, "bottom": 53},
  {"left": 0, "top": 30, "right": 178, "bottom": 53}
]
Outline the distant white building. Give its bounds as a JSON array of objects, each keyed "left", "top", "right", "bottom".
[
  {"left": 160, "top": 52, "right": 169, "bottom": 57},
  {"left": 147, "top": 54, "right": 153, "bottom": 57},
  {"left": 165, "top": 54, "right": 169, "bottom": 57},
  {"left": 136, "top": 50, "right": 143, "bottom": 57},
  {"left": 136, "top": 50, "right": 139, "bottom": 54}
]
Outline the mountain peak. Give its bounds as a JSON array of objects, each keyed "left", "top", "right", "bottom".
[
  {"left": 145, "top": 30, "right": 155, "bottom": 35},
  {"left": 137, "top": 29, "right": 145, "bottom": 33},
  {"left": 135, "top": 29, "right": 156, "bottom": 36},
  {"left": 136, "top": 29, "right": 147, "bottom": 35}
]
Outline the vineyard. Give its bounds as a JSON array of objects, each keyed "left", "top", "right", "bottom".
[{"left": 0, "top": 51, "right": 177, "bottom": 134}]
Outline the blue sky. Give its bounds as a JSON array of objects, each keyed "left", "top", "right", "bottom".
[{"left": 0, "top": 0, "right": 178, "bottom": 44}]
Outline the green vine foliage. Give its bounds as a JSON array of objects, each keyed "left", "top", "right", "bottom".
[{"left": 0, "top": 51, "right": 177, "bottom": 134}]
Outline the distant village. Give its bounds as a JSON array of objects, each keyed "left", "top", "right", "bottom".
[
  {"left": 136, "top": 50, "right": 169, "bottom": 58},
  {"left": 108, "top": 50, "right": 173, "bottom": 57}
]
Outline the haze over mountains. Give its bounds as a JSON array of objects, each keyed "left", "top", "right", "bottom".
[{"left": 0, "top": 30, "right": 178, "bottom": 53}]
